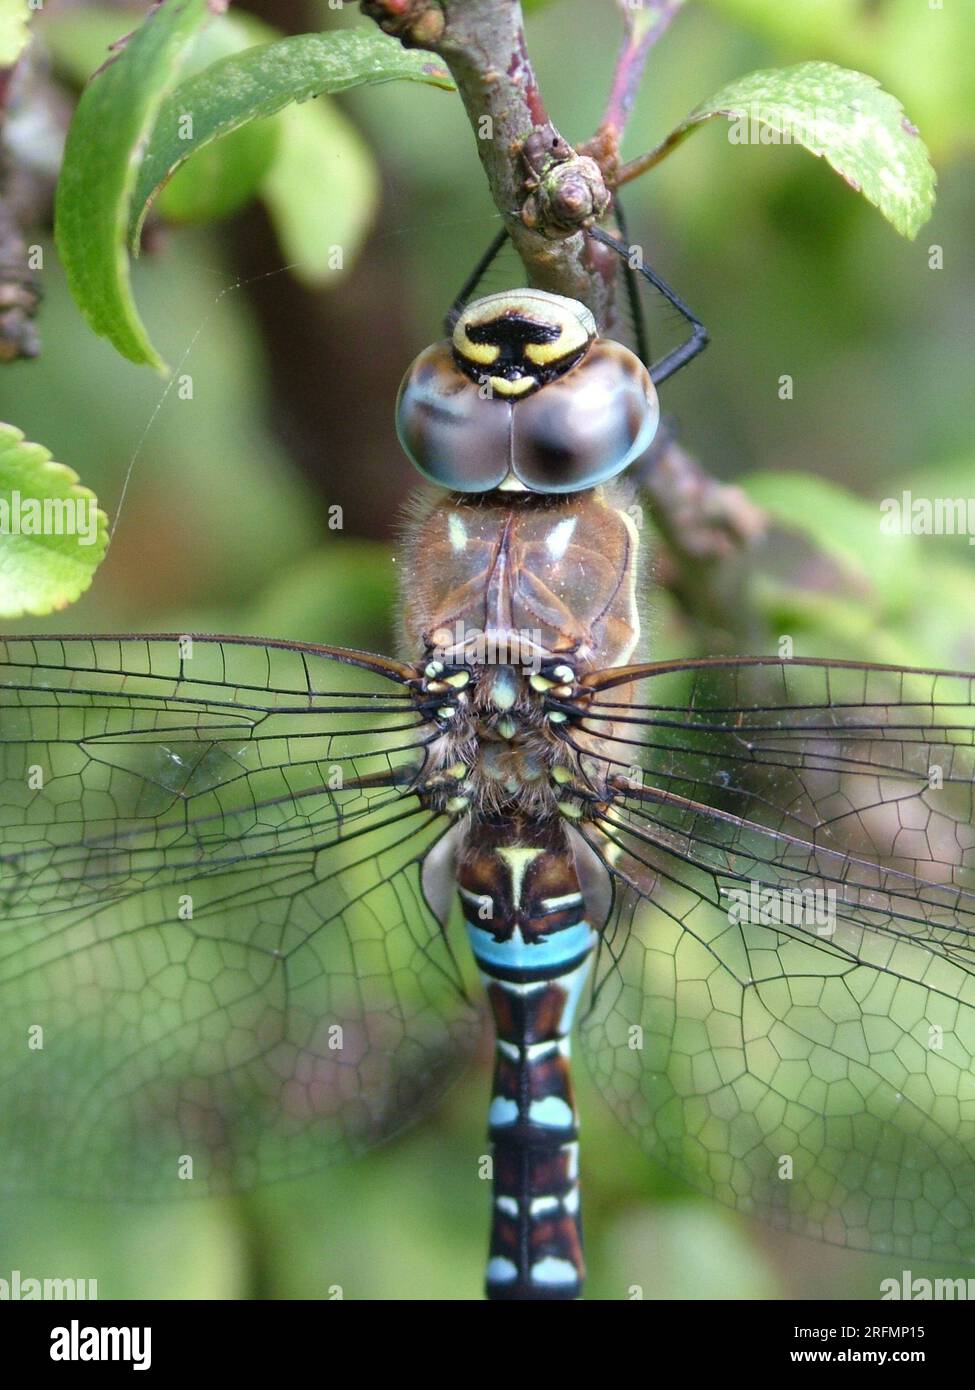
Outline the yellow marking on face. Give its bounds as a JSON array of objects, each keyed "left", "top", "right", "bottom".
[
  {"left": 523, "top": 315, "right": 591, "bottom": 366},
  {"left": 487, "top": 375, "right": 535, "bottom": 398},
  {"left": 457, "top": 339, "right": 500, "bottom": 365}
]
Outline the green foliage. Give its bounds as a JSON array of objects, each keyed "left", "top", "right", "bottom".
[
  {"left": 652, "top": 61, "right": 935, "bottom": 238},
  {"left": 6, "top": 0, "right": 970, "bottom": 1303},
  {"left": 147, "top": 14, "right": 282, "bottom": 229},
  {"left": 247, "top": 542, "right": 394, "bottom": 653},
  {"left": 36, "top": 8, "right": 154, "bottom": 83},
  {"left": 742, "top": 472, "right": 975, "bottom": 671},
  {"left": 744, "top": 470, "right": 913, "bottom": 600},
  {"left": 700, "top": 0, "right": 975, "bottom": 156},
  {"left": 54, "top": 7, "right": 455, "bottom": 370},
  {"left": 131, "top": 30, "right": 452, "bottom": 253},
  {"left": 54, "top": 0, "right": 216, "bottom": 371},
  {"left": 0, "top": 0, "right": 31, "bottom": 66},
  {"left": 155, "top": 117, "right": 279, "bottom": 226},
  {"left": 0, "top": 423, "right": 108, "bottom": 619},
  {"left": 260, "top": 99, "right": 378, "bottom": 287}
]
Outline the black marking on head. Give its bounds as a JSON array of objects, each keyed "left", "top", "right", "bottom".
[
  {"left": 453, "top": 291, "right": 597, "bottom": 398},
  {"left": 462, "top": 315, "right": 582, "bottom": 390}
]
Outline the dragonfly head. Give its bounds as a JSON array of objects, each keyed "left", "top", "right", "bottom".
[{"left": 396, "top": 289, "right": 659, "bottom": 495}]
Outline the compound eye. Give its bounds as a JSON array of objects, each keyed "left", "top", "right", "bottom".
[
  {"left": 510, "top": 341, "right": 659, "bottom": 493},
  {"left": 395, "top": 342, "right": 510, "bottom": 492}
]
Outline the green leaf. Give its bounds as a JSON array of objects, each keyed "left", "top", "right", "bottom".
[
  {"left": 742, "top": 470, "right": 920, "bottom": 606},
  {"left": 149, "top": 12, "right": 281, "bottom": 227},
  {"left": 47, "top": 10, "right": 283, "bottom": 229},
  {"left": 54, "top": 0, "right": 219, "bottom": 372},
  {"left": 260, "top": 98, "right": 378, "bottom": 286},
  {"left": 130, "top": 29, "right": 453, "bottom": 252},
  {"left": 0, "top": 0, "right": 31, "bottom": 66},
  {"left": 0, "top": 423, "right": 109, "bottom": 619},
  {"left": 43, "top": 6, "right": 261, "bottom": 87},
  {"left": 157, "top": 117, "right": 279, "bottom": 224},
  {"left": 648, "top": 61, "right": 936, "bottom": 239}
]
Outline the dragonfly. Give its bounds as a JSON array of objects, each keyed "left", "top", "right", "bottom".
[{"left": 1, "top": 227, "right": 974, "bottom": 1301}]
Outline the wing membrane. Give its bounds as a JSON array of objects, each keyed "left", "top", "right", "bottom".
[
  {"left": 573, "top": 657, "right": 975, "bottom": 1260},
  {"left": 0, "top": 636, "right": 479, "bottom": 1198}
]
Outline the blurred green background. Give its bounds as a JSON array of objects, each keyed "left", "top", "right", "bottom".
[{"left": 0, "top": 0, "right": 973, "bottom": 1299}]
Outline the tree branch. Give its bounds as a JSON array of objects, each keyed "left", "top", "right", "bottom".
[
  {"left": 615, "top": 123, "right": 690, "bottom": 186},
  {"left": 636, "top": 426, "right": 767, "bottom": 646},
  {"left": 360, "top": 0, "right": 618, "bottom": 322},
  {"left": 600, "top": 0, "right": 684, "bottom": 140},
  {"left": 0, "top": 56, "right": 44, "bottom": 362}
]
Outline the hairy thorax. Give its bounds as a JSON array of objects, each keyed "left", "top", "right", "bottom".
[{"left": 399, "top": 487, "right": 643, "bottom": 817}]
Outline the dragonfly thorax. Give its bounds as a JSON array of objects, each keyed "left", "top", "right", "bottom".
[
  {"left": 401, "top": 489, "right": 642, "bottom": 672},
  {"left": 403, "top": 489, "right": 643, "bottom": 816},
  {"left": 414, "top": 661, "right": 567, "bottom": 817}
]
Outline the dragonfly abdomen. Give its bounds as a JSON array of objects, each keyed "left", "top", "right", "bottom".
[{"left": 458, "top": 818, "right": 597, "bottom": 1300}]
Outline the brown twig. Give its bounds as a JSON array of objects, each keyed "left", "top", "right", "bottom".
[
  {"left": 0, "top": 58, "right": 43, "bottom": 362},
  {"left": 0, "top": 195, "right": 40, "bottom": 361},
  {"left": 615, "top": 123, "right": 690, "bottom": 186},
  {"left": 601, "top": 1, "right": 684, "bottom": 141},
  {"left": 360, "top": 0, "right": 618, "bottom": 322},
  {"left": 635, "top": 426, "right": 767, "bottom": 645}
]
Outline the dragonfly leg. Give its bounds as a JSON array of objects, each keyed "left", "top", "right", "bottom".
[{"left": 587, "top": 223, "right": 709, "bottom": 385}]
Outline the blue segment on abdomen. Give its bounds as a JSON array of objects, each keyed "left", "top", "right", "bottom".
[{"left": 463, "top": 918, "right": 597, "bottom": 973}]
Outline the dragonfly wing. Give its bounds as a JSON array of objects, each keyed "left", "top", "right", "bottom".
[
  {"left": 572, "top": 658, "right": 975, "bottom": 1260},
  {"left": 0, "top": 636, "right": 479, "bottom": 1198}
]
